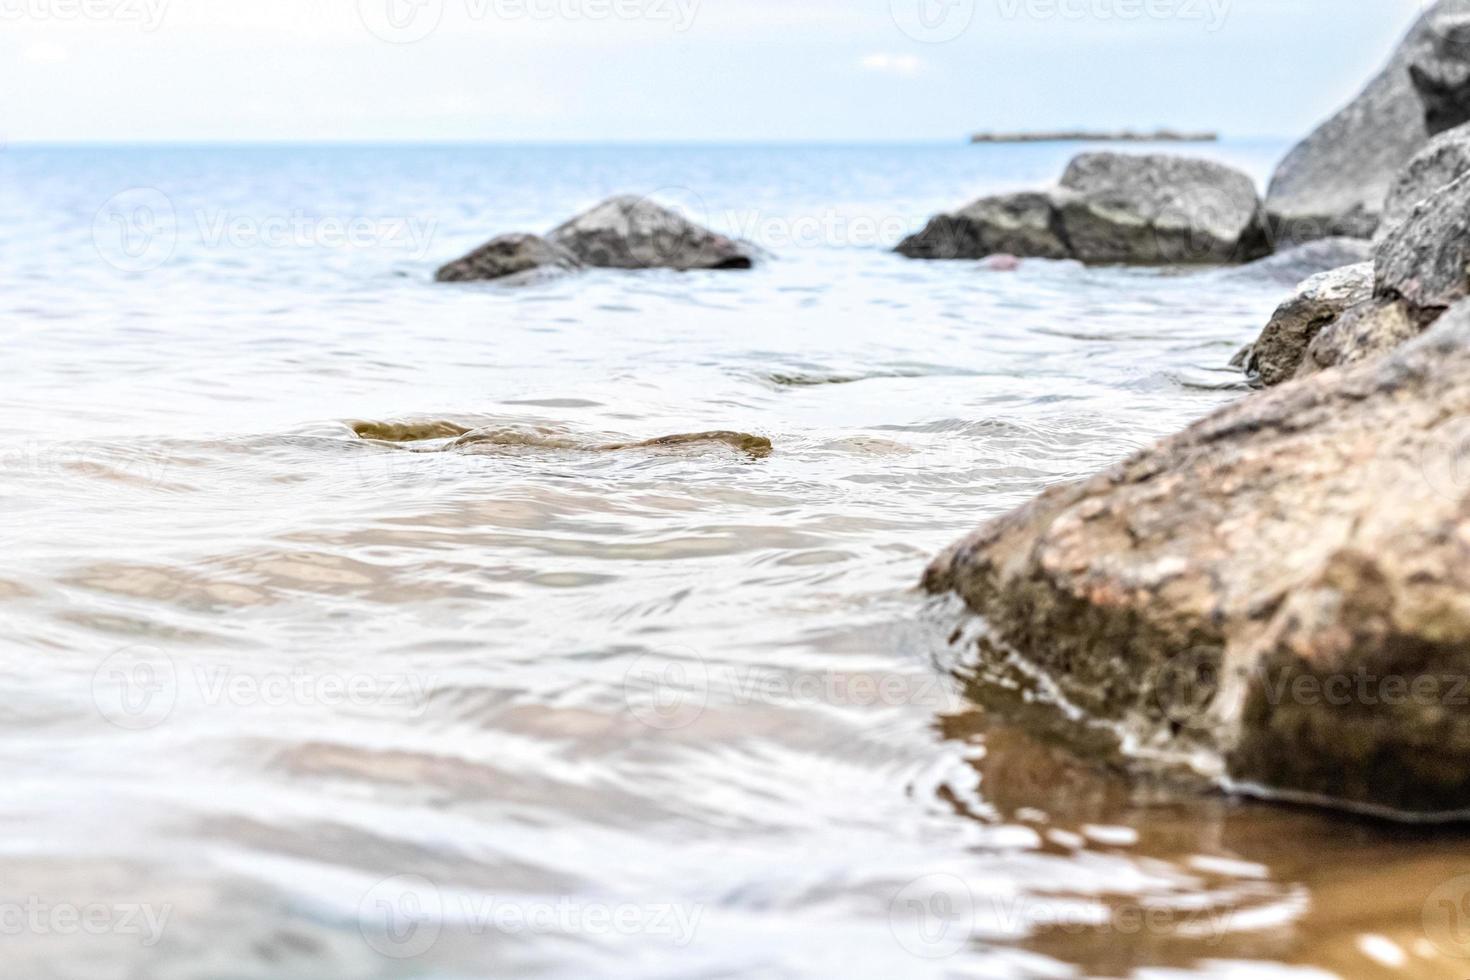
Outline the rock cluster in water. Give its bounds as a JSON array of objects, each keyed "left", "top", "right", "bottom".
[
  {"left": 925, "top": 0, "right": 1470, "bottom": 820},
  {"left": 436, "top": 195, "right": 756, "bottom": 283},
  {"left": 896, "top": 152, "right": 1268, "bottom": 265}
]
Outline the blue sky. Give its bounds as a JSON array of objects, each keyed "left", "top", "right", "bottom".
[{"left": 1, "top": 0, "right": 1434, "bottom": 142}]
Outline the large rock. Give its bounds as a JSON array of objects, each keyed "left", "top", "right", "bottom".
[
  {"left": 548, "top": 195, "right": 754, "bottom": 271},
  {"left": 924, "top": 307, "right": 1470, "bottom": 819},
  {"left": 1379, "top": 124, "right": 1470, "bottom": 239},
  {"left": 896, "top": 153, "right": 1265, "bottom": 265},
  {"left": 1298, "top": 298, "right": 1421, "bottom": 377},
  {"left": 894, "top": 191, "right": 1072, "bottom": 261},
  {"left": 435, "top": 233, "right": 581, "bottom": 283},
  {"left": 1264, "top": 2, "right": 1470, "bottom": 242},
  {"left": 1410, "top": 14, "right": 1470, "bottom": 136},
  {"left": 1375, "top": 170, "right": 1470, "bottom": 311},
  {"left": 1055, "top": 152, "right": 1266, "bottom": 264},
  {"left": 1243, "top": 262, "right": 1374, "bottom": 386},
  {"left": 1241, "top": 149, "right": 1470, "bottom": 386}
]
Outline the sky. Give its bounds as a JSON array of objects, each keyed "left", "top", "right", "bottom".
[{"left": 0, "top": 0, "right": 1439, "bottom": 143}]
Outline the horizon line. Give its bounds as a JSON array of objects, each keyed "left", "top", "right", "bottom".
[{"left": 3, "top": 135, "right": 1294, "bottom": 149}]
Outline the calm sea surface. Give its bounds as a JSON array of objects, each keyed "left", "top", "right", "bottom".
[{"left": 3, "top": 141, "right": 1467, "bottom": 979}]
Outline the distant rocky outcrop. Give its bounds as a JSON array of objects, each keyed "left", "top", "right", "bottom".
[
  {"left": 1264, "top": 0, "right": 1470, "bottom": 243},
  {"left": 436, "top": 196, "right": 755, "bottom": 283},
  {"left": 897, "top": 152, "right": 1266, "bottom": 265},
  {"left": 925, "top": 307, "right": 1470, "bottom": 819},
  {"left": 970, "top": 129, "right": 1217, "bottom": 144}
]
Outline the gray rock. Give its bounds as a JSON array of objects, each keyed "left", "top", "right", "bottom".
[
  {"left": 1409, "top": 14, "right": 1470, "bottom": 136},
  {"left": 435, "top": 233, "right": 581, "bottom": 283},
  {"left": 1299, "top": 298, "right": 1423, "bottom": 377},
  {"left": 894, "top": 191, "right": 1072, "bottom": 260},
  {"left": 1378, "top": 123, "right": 1470, "bottom": 240},
  {"left": 924, "top": 304, "right": 1470, "bottom": 819},
  {"left": 547, "top": 195, "right": 754, "bottom": 271},
  {"left": 1374, "top": 170, "right": 1470, "bottom": 311},
  {"left": 1264, "top": 1, "right": 1470, "bottom": 242},
  {"left": 1244, "top": 262, "right": 1374, "bottom": 386},
  {"left": 1224, "top": 238, "right": 1374, "bottom": 287},
  {"left": 1056, "top": 152, "right": 1266, "bottom": 264},
  {"left": 896, "top": 153, "right": 1265, "bottom": 265}
]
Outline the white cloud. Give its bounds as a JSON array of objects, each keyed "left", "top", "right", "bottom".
[{"left": 858, "top": 53, "right": 924, "bottom": 76}]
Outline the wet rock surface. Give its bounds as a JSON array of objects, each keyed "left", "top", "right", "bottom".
[{"left": 925, "top": 306, "right": 1470, "bottom": 819}]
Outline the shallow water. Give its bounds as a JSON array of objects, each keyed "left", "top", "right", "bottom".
[{"left": 3, "top": 141, "right": 1468, "bottom": 979}]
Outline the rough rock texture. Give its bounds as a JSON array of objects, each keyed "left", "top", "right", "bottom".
[
  {"left": 1224, "top": 238, "right": 1374, "bottom": 287},
  {"left": 897, "top": 153, "right": 1265, "bottom": 265},
  {"left": 924, "top": 307, "right": 1470, "bottom": 818},
  {"left": 1379, "top": 124, "right": 1470, "bottom": 239},
  {"left": 1056, "top": 153, "right": 1267, "bottom": 264},
  {"left": 1299, "top": 299, "right": 1421, "bottom": 377},
  {"left": 1409, "top": 15, "right": 1470, "bottom": 136},
  {"left": 894, "top": 191, "right": 1072, "bottom": 260},
  {"left": 1264, "top": 1, "right": 1470, "bottom": 241},
  {"left": 435, "top": 233, "right": 581, "bottom": 283},
  {"left": 548, "top": 195, "right": 754, "bottom": 271},
  {"left": 1244, "top": 263, "right": 1374, "bottom": 386},
  {"left": 1375, "top": 170, "right": 1470, "bottom": 311}
]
